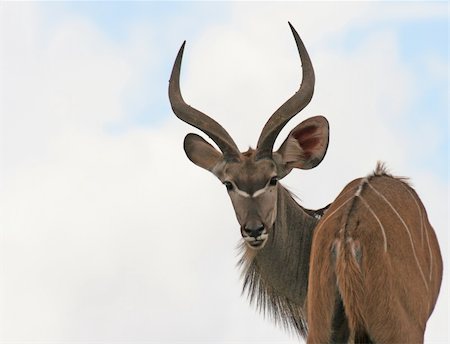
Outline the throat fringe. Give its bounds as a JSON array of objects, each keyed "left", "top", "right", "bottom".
[{"left": 238, "top": 245, "right": 309, "bottom": 337}]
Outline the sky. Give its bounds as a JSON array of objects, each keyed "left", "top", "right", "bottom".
[{"left": 0, "top": 1, "right": 448, "bottom": 343}]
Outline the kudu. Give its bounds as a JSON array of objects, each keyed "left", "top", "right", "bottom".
[{"left": 168, "top": 23, "right": 442, "bottom": 343}]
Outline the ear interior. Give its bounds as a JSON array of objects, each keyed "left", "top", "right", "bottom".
[
  {"left": 184, "top": 133, "right": 224, "bottom": 174},
  {"left": 275, "top": 116, "right": 329, "bottom": 174}
]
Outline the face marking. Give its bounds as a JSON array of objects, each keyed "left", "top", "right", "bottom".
[
  {"left": 228, "top": 177, "right": 275, "bottom": 199},
  {"left": 234, "top": 186, "right": 251, "bottom": 198},
  {"left": 253, "top": 187, "right": 268, "bottom": 198},
  {"left": 234, "top": 185, "right": 269, "bottom": 198}
]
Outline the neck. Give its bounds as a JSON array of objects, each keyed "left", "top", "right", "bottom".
[{"left": 239, "top": 184, "right": 318, "bottom": 337}]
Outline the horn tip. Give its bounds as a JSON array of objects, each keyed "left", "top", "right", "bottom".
[
  {"left": 288, "top": 21, "right": 300, "bottom": 38},
  {"left": 171, "top": 41, "right": 187, "bottom": 78},
  {"left": 179, "top": 40, "right": 187, "bottom": 54}
]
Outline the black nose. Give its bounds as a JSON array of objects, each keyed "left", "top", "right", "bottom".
[{"left": 244, "top": 224, "right": 265, "bottom": 238}]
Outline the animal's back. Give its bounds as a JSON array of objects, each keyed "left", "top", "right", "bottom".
[{"left": 306, "top": 164, "right": 443, "bottom": 343}]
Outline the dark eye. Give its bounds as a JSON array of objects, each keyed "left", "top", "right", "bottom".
[
  {"left": 269, "top": 176, "right": 278, "bottom": 186},
  {"left": 223, "top": 181, "right": 234, "bottom": 191}
]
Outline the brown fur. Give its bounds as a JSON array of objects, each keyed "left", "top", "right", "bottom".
[{"left": 307, "top": 163, "right": 443, "bottom": 343}]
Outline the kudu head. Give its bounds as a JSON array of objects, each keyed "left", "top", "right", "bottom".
[{"left": 169, "top": 23, "right": 329, "bottom": 250}]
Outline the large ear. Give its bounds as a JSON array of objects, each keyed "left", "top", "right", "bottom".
[
  {"left": 274, "top": 116, "right": 329, "bottom": 177},
  {"left": 184, "top": 133, "right": 224, "bottom": 175}
]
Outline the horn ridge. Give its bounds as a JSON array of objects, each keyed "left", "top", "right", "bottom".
[
  {"left": 256, "top": 22, "right": 315, "bottom": 160},
  {"left": 169, "top": 41, "right": 241, "bottom": 161}
]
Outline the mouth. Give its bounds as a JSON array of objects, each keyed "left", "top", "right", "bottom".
[{"left": 243, "top": 234, "right": 268, "bottom": 250}]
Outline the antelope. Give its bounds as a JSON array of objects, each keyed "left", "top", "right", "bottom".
[{"left": 168, "top": 23, "right": 443, "bottom": 343}]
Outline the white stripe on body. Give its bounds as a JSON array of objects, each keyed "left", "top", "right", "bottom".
[{"left": 367, "top": 182, "right": 429, "bottom": 291}]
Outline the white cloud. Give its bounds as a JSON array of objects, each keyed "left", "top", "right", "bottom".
[{"left": 1, "top": 2, "right": 448, "bottom": 343}]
